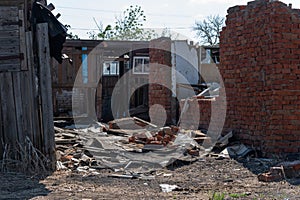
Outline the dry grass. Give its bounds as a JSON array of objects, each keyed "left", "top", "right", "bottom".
[{"left": 1, "top": 136, "right": 49, "bottom": 176}]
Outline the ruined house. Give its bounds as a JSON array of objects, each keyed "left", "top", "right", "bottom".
[
  {"left": 181, "top": 0, "right": 300, "bottom": 156},
  {"left": 52, "top": 38, "right": 221, "bottom": 125}
]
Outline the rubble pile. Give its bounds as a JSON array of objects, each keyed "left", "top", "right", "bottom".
[
  {"left": 54, "top": 116, "right": 300, "bottom": 184},
  {"left": 54, "top": 127, "right": 98, "bottom": 171},
  {"left": 258, "top": 161, "right": 300, "bottom": 182},
  {"left": 127, "top": 126, "right": 178, "bottom": 146},
  {"left": 54, "top": 117, "right": 215, "bottom": 173}
]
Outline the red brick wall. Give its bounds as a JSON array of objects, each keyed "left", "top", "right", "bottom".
[
  {"left": 220, "top": 0, "right": 300, "bottom": 155},
  {"left": 179, "top": 94, "right": 229, "bottom": 146},
  {"left": 149, "top": 37, "right": 173, "bottom": 125}
]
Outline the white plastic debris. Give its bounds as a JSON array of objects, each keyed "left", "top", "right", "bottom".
[
  {"left": 160, "top": 184, "right": 178, "bottom": 193},
  {"left": 173, "top": 133, "right": 199, "bottom": 148}
]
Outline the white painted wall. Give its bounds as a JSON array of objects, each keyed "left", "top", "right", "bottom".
[{"left": 171, "top": 41, "right": 200, "bottom": 100}]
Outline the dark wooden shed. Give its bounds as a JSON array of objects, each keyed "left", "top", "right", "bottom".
[{"left": 0, "top": 0, "right": 58, "bottom": 172}]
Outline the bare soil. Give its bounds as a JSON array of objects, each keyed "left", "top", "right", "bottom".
[{"left": 1, "top": 157, "right": 300, "bottom": 200}]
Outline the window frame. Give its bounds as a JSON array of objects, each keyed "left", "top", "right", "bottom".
[
  {"left": 132, "top": 56, "right": 150, "bottom": 75},
  {"left": 102, "top": 61, "right": 119, "bottom": 76}
]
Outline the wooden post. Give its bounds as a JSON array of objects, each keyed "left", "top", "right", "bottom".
[
  {"left": 36, "top": 23, "right": 56, "bottom": 170},
  {"left": 25, "top": 31, "right": 39, "bottom": 143}
]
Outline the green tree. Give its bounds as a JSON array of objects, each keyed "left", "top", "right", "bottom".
[
  {"left": 90, "top": 5, "right": 155, "bottom": 41},
  {"left": 65, "top": 24, "right": 80, "bottom": 40},
  {"left": 193, "top": 15, "right": 224, "bottom": 45}
]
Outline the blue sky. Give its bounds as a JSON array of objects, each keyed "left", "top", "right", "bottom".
[{"left": 50, "top": 0, "right": 300, "bottom": 42}]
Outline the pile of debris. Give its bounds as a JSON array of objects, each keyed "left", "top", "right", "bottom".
[
  {"left": 54, "top": 117, "right": 300, "bottom": 185},
  {"left": 54, "top": 126, "right": 99, "bottom": 171},
  {"left": 258, "top": 161, "right": 300, "bottom": 182},
  {"left": 107, "top": 117, "right": 212, "bottom": 156}
]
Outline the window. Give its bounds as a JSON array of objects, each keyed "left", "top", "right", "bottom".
[
  {"left": 201, "top": 48, "right": 220, "bottom": 64},
  {"left": 103, "top": 61, "right": 119, "bottom": 76},
  {"left": 201, "top": 49, "right": 212, "bottom": 64},
  {"left": 133, "top": 56, "right": 149, "bottom": 74}
]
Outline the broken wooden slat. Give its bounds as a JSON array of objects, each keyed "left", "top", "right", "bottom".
[
  {"left": 108, "top": 129, "right": 146, "bottom": 136},
  {"left": 133, "top": 117, "right": 158, "bottom": 128},
  {"left": 37, "top": 23, "right": 56, "bottom": 170},
  {"left": 55, "top": 139, "right": 77, "bottom": 145},
  {"left": 54, "top": 126, "right": 80, "bottom": 135}
]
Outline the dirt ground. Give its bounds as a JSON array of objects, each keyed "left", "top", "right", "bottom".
[{"left": 1, "top": 157, "right": 300, "bottom": 200}]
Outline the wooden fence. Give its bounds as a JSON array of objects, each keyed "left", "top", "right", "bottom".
[{"left": 0, "top": 1, "right": 56, "bottom": 172}]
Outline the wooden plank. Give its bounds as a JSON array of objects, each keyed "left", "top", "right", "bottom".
[
  {"left": 0, "top": 37, "right": 19, "bottom": 47},
  {"left": 0, "top": 72, "right": 18, "bottom": 144},
  {"left": 0, "top": 25, "right": 19, "bottom": 31},
  {"left": 0, "top": 19, "right": 20, "bottom": 26},
  {"left": 26, "top": 31, "right": 41, "bottom": 145},
  {"left": 0, "top": 1, "right": 25, "bottom": 6},
  {"left": 0, "top": 30, "right": 19, "bottom": 39},
  {"left": 19, "top": 9, "right": 27, "bottom": 70},
  {"left": 51, "top": 58, "right": 59, "bottom": 85},
  {"left": 36, "top": 23, "right": 56, "bottom": 170},
  {"left": 0, "top": 63, "right": 21, "bottom": 71},
  {"left": 0, "top": 7, "right": 19, "bottom": 19},
  {"left": 0, "top": 45, "right": 20, "bottom": 56},
  {"left": 12, "top": 72, "right": 25, "bottom": 142},
  {"left": 25, "top": 32, "right": 33, "bottom": 70}
]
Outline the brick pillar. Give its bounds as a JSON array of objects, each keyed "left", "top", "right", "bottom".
[
  {"left": 149, "top": 37, "right": 173, "bottom": 125},
  {"left": 220, "top": 0, "right": 300, "bottom": 155}
]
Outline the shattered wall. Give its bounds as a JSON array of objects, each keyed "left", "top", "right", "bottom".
[
  {"left": 220, "top": 0, "right": 300, "bottom": 154},
  {"left": 149, "top": 38, "right": 174, "bottom": 125},
  {"left": 172, "top": 41, "right": 200, "bottom": 100}
]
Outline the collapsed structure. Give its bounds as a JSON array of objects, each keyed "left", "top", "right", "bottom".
[
  {"left": 219, "top": 0, "right": 300, "bottom": 155},
  {"left": 2, "top": 0, "right": 300, "bottom": 177},
  {"left": 167, "top": 0, "right": 300, "bottom": 156},
  {"left": 52, "top": 0, "right": 300, "bottom": 157}
]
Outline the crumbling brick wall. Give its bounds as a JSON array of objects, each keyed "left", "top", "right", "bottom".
[
  {"left": 220, "top": 0, "right": 300, "bottom": 155},
  {"left": 149, "top": 38, "right": 173, "bottom": 125}
]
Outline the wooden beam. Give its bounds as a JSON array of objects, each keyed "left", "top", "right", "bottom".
[
  {"left": 36, "top": 23, "right": 56, "bottom": 170},
  {"left": 26, "top": 31, "right": 41, "bottom": 147}
]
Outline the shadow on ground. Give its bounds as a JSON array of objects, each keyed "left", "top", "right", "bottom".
[{"left": 0, "top": 172, "right": 50, "bottom": 199}]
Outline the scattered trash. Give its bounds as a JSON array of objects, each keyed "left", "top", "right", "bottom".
[
  {"left": 196, "top": 82, "right": 220, "bottom": 98},
  {"left": 160, "top": 184, "right": 179, "bottom": 193},
  {"left": 223, "top": 144, "right": 253, "bottom": 159},
  {"left": 216, "top": 131, "right": 233, "bottom": 147},
  {"left": 258, "top": 160, "right": 300, "bottom": 182}
]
